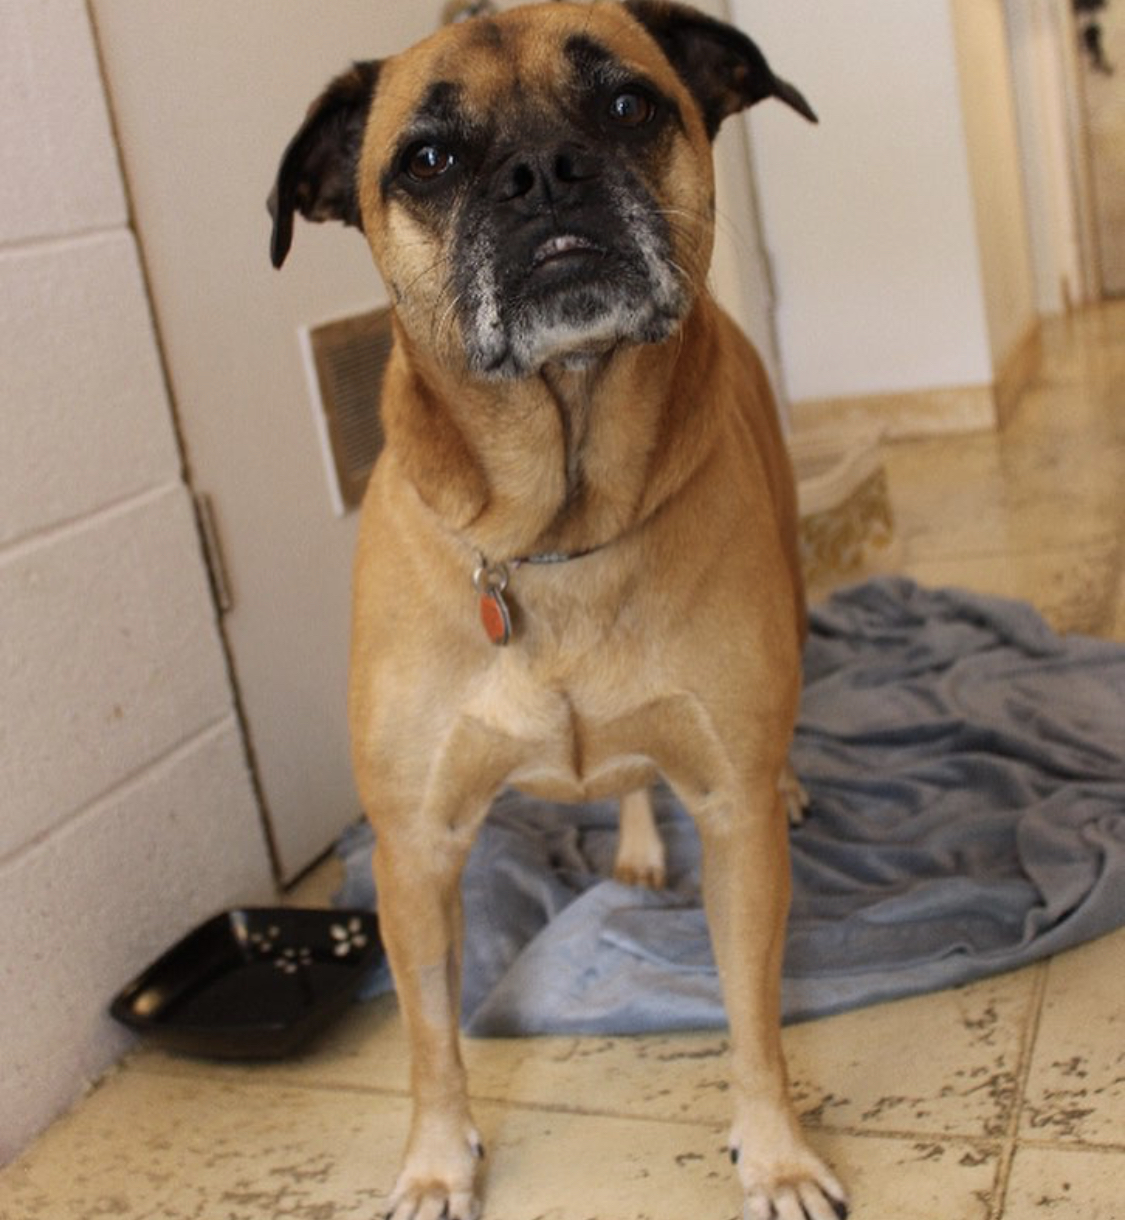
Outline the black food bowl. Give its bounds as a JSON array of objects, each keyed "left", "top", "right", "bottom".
[{"left": 110, "top": 907, "right": 382, "bottom": 1059}]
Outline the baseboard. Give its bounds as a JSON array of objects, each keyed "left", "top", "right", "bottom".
[
  {"left": 790, "top": 385, "right": 997, "bottom": 440},
  {"left": 790, "top": 321, "right": 1043, "bottom": 441}
]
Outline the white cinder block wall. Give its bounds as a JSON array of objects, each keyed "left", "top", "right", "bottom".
[{"left": 0, "top": 0, "right": 274, "bottom": 1161}]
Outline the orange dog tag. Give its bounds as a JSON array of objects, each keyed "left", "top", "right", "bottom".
[
  {"left": 479, "top": 587, "right": 512, "bottom": 646},
  {"left": 473, "top": 561, "right": 512, "bottom": 646}
]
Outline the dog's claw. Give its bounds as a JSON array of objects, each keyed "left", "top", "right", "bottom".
[
  {"left": 744, "top": 1185, "right": 849, "bottom": 1220},
  {"left": 385, "top": 1191, "right": 480, "bottom": 1220},
  {"left": 742, "top": 1194, "right": 776, "bottom": 1220}
]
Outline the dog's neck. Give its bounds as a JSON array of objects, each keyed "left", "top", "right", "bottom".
[
  {"left": 382, "top": 298, "right": 723, "bottom": 565},
  {"left": 538, "top": 359, "right": 609, "bottom": 529}
]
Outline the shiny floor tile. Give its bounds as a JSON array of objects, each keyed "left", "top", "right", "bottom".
[
  {"left": 900, "top": 542, "right": 1122, "bottom": 637},
  {"left": 1001, "top": 1145, "right": 1125, "bottom": 1220},
  {"left": 885, "top": 434, "right": 1123, "bottom": 564},
  {"left": 0, "top": 1071, "right": 403, "bottom": 1220},
  {"left": 831, "top": 1133, "right": 999, "bottom": 1220},
  {"left": 784, "top": 968, "right": 1044, "bottom": 1139},
  {"left": 1018, "top": 928, "right": 1125, "bottom": 1148}
]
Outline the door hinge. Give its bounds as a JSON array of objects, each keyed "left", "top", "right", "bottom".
[{"left": 194, "top": 492, "right": 235, "bottom": 615}]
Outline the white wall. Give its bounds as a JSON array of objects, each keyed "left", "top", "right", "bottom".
[
  {"left": 0, "top": 0, "right": 273, "bottom": 1162},
  {"left": 737, "top": 0, "right": 992, "bottom": 403},
  {"left": 734, "top": 0, "right": 1037, "bottom": 407}
]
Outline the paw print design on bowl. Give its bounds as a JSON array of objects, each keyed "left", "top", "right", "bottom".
[{"left": 330, "top": 916, "right": 371, "bottom": 958}]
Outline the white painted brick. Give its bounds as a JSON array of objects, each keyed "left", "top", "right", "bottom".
[
  {"left": 0, "top": 487, "right": 235, "bottom": 858},
  {"left": 0, "top": 720, "right": 274, "bottom": 1161},
  {"left": 0, "top": 0, "right": 126, "bottom": 244},
  {"left": 0, "top": 232, "right": 181, "bottom": 547}
]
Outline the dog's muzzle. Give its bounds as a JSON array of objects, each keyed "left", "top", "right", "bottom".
[{"left": 454, "top": 140, "right": 688, "bottom": 378}]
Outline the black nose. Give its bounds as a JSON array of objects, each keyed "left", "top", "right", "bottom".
[{"left": 494, "top": 143, "right": 600, "bottom": 210}]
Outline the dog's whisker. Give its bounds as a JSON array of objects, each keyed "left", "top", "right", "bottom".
[
  {"left": 397, "top": 253, "right": 454, "bottom": 300},
  {"left": 433, "top": 288, "right": 467, "bottom": 349}
]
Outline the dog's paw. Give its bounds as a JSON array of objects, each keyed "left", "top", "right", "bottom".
[
  {"left": 612, "top": 855, "right": 667, "bottom": 890},
  {"left": 730, "top": 1118, "right": 848, "bottom": 1220},
  {"left": 385, "top": 1121, "right": 485, "bottom": 1220},
  {"left": 613, "top": 788, "right": 667, "bottom": 889}
]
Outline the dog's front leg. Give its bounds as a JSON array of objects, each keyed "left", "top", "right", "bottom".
[
  {"left": 374, "top": 831, "right": 484, "bottom": 1220},
  {"left": 699, "top": 781, "right": 848, "bottom": 1220}
]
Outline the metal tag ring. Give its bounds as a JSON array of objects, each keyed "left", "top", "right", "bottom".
[{"left": 472, "top": 561, "right": 510, "bottom": 596}]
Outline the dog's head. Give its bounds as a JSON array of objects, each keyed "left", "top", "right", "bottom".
[{"left": 269, "top": 1, "right": 814, "bottom": 379}]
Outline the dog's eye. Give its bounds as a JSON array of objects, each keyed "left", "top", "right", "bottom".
[
  {"left": 608, "top": 90, "right": 655, "bottom": 127},
  {"left": 405, "top": 144, "right": 456, "bottom": 181}
]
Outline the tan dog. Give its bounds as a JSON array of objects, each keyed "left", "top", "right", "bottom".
[{"left": 270, "top": 3, "right": 846, "bottom": 1217}]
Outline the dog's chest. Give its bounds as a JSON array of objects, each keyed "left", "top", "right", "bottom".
[{"left": 441, "top": 658, "right": 731, "bottom": 808}]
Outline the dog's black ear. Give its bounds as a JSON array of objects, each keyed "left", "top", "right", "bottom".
[
  {"left": 268, "top": 61, "right": 382, "bottom": 269},
  {"left": 623, "top": 0, "right": 816, "bottom": 138}
]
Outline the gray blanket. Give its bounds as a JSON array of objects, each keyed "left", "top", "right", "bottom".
[{"left": 337, "top": 578, "right": 1125, "bottom": 1034}]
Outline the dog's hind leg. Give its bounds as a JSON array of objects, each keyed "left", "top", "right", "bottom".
[{"left": 613, "top": 787, "right": 667, "bottom": 889}]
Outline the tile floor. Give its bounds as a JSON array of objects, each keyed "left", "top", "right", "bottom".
[{"left": 1, "top": 302, "right": 1123, "bottom": 1220}]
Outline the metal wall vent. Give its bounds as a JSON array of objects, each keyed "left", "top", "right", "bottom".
[{"left": 301, "top": 307, "right": 393, "bottom": 514}]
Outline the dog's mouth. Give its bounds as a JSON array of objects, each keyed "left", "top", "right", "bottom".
[
  {"left": 530, "top": 233, "right": 606, "bottom": 271},
  {"left": 457, "top": 198, "right": 688, "bottom": 378}
]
